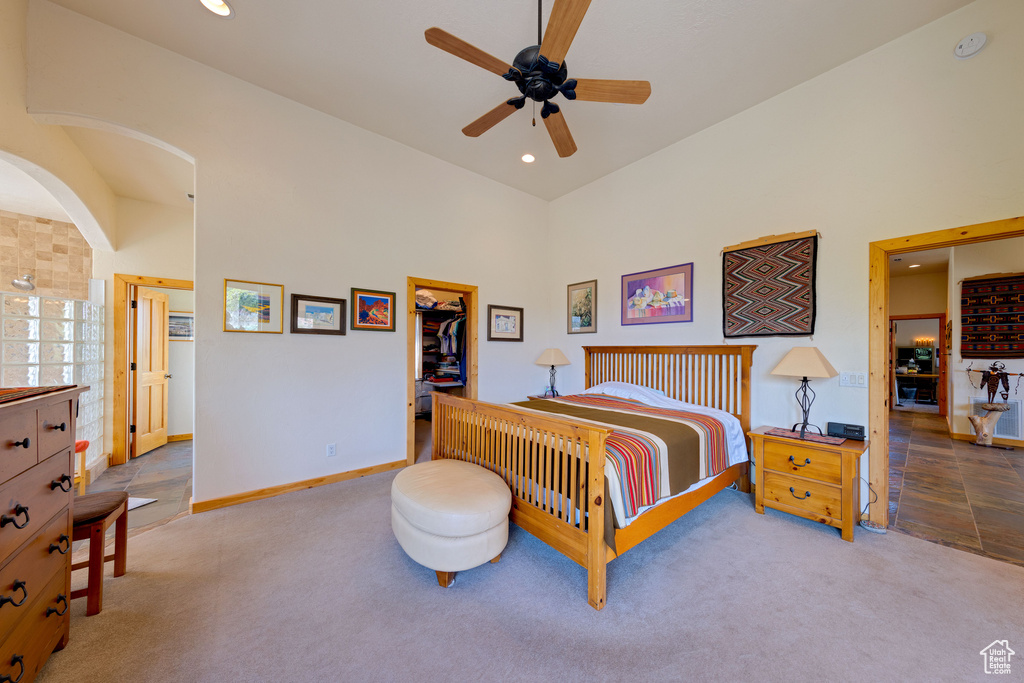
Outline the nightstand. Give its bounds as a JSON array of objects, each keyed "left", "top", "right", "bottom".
[{"left": 748, "top": 426, "right": 868, "bottom": 542}]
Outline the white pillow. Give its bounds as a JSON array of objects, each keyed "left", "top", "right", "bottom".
[{"left": 581, "top": 381, "right": 666, "bottom": 402}]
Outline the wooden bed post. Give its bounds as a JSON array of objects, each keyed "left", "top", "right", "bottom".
[{"left": 586, "top": 428, "right": 608, "bottom": 611}]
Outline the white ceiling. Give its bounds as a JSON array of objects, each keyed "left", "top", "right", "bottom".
[
  {"left": 0, "top": 161, "right": 70, "bottom": 222},
  {"left": 44, "top": 0, "right": 974, "bottom": 202},
  {"left": 890, "top": 249, "right": 951, "bottom": 276}
]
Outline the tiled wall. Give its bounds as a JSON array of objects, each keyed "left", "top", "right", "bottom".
[
  {"left": 0, "top": 293, "right": 105, "bottom": 469},
  {"left": 0, "top": 210, "right": 93, "bottom": 300}
]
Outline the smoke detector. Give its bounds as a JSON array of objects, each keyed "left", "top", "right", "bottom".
[{"left": 954, "top": 32, "right": 987, "bottom": 60}]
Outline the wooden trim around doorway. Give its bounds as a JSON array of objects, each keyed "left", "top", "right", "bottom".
[
  {"left": 867, "top": 216, "right": 1024, "bottom": 526},
  {"left": 407, "top": 277, "right": 478, "bottom": 466},
  {"left": 113, "top": 274, "right": 194, "bottom": 466}
]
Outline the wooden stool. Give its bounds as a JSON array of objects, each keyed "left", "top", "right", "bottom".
[
  {"left": 71, "top": 491, "right": 128, "bottom": 615},
  {"left": 74, "top": 440, "right": 89, "bottom": 495}
]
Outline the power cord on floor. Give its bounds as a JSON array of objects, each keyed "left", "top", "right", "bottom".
[{"left": 859, "top": 477, "right": 886, "bottom": 534}]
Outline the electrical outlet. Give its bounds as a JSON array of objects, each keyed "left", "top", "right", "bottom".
[{"left": 326, "top": 443, "right": 337, "bottom": 457}]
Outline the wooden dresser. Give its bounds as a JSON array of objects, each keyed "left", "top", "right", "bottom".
[
  {"left": 749, "top": 426, "right": 868, "bottom": 542},
  {"left": 0, "top": 386, "right": 85, "bottom": 682}
]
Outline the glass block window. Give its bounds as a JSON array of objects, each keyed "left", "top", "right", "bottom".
[{"left": 1, "top": 293, "right": 105, "bottom": 479}]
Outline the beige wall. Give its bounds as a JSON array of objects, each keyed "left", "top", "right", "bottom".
[
  {"left": 890, "top": 271, "right": 947, "bottom": 317},
  {"left": 0, "top": 209, "right": 92, "bottom": 299}
]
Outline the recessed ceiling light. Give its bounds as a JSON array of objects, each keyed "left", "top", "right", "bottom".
[
  {"left": 200, "top": 0, "right": 234, "bottom": 18},
  {"left": 522, "top": 154, "right": 535, "bottom": 163},
  {"left": 909, "top": 264, "right": 921, "bottom": 268}
]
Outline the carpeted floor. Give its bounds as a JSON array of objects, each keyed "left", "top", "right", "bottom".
[{"left": 42, "top": 468, "right": 1024, "bottom": 682}]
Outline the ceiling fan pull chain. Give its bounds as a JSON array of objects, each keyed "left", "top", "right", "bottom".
[
  {"left": 533, "top": 99, "right": 536, "bottom": 126},
  {"left": 538, "top": 0, "right": 542, "bottom": 45}
]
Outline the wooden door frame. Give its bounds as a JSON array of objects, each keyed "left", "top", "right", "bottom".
[
  {"left": 867, "top": 216, "right": 1024, "bottom": 525},
  {"left": 112, "top": 273, "right": 194, "bottom": 466},
  {"left": 406, "top": 277, "right": 478, "bottom": 466},
  {"left": 889, "top": 313, "right": 947, "bottom": 417}
]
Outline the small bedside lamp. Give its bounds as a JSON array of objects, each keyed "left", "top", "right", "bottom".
[
  {"left": 535, "top": 348, "right": 570, "bottom": 397},
  {"left": 771, "top": 347, "right": 838, "bottom": 439}
]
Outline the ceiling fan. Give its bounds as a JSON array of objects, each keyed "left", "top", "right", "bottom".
[{"left": 425, "top": 0, "right": 651, "bottom": 158}]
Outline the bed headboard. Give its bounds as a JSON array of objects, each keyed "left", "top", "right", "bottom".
[{"left": 583, "top": 345, "right": 757, "bottom": 433}]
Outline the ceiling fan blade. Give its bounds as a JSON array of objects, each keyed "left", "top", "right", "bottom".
[
  {"left": 543, "top": 109, "right": 577, "bottom": 158},
  {"left": 462, "top": 101, "right": 519, "bottom": 137},
  {"left": 425, "top": 27, "right": 512, "bottom": 77},
  {"left": 572, "top": 79, "right": 651, "bottom": 105},
  {"left": 540, "top": 0, "right": 592, "bottom": 66}
]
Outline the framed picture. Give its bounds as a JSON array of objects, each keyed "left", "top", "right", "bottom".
[
  {"left": 487, "top": 305, "right": 523, "bottom": 342},
  {"left": 168, "top": 311, "right": 194, "bottom": 341},
  {"left": 351, "top": 288, "right": 396, "bottom": 332},
  {"left": 621, "top": 263, "right": 693, "bottom": 326},
  {"left": 567, "top": 279, "right": 597, "bottom": 334},
  {"left": 223, "top": 279, "right": 284, "bottom": 333},
  {"left": 291, "top": 294, "right": 346, "bottom": 335}
]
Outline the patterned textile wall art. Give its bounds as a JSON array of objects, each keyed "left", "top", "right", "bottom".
[
  {"left": 723, "top": 235, "right": 817, "bottom": 338},
  {"left": 960, "top": 273, "right": 1024, "bottom": 359}
]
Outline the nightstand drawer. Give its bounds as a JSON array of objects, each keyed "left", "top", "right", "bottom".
[
  {"left": 762, "top": 471, "right": 842, "bottom": 520},
  {"left": 762, "top": 440, "right": 841, "bottom": 484}
]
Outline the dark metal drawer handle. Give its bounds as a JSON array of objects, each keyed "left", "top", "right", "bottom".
[
  {"left": 50, "top": 474, "right": 73, "bottom": 492},
  {"left": 789, "top": 487, "right": 811, "bottom": 500},
  {"left": 49, "top": 534, "right": 70, "bottom": 555},
  {"left": 0, "top": 654, "right": 24, "bottom": 683},
  {"left": 788, "top": 456, "right": 811, "bottom": 467},
  {"left": 46, "top": 594, "right": 69, "bottom": 617},
  {"left": 49, "top": 422, "right": 67, "bottom": 432},
  {"left": 12, "top": 437, "right": 30, "bottom": 450},
  {"left": 0, "top": 580, "right": 27, "bottom": 608},
  {"left": 0, "top": 505, "right": 29, "bottom": 529}
]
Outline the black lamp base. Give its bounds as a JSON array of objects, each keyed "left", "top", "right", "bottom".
[
  {"left": 792, "top": 377, "right": 821, "bottom": 439},
  {"left": 549, "top": 364, "right": 559, "bottom": 397}
]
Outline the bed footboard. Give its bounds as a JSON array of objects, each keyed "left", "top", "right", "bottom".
[{"left": 431, "top": 392, "right": 612, "bottom": 610}]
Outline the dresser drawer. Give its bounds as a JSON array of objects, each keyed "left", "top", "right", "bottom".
[
  {"left": 0, "top": 509, "right": 69, "bottom": 642},
  {"left": 0, "top": 568, "right": 68, "bottom": 683},
  {"left": 0, "top": 451, "right": 72, "bottom": 562},
  {"left": 36, "top": 401, "right": 73, "bottom": 461},
  {"left": 0, "top": 407, "right": 38, "bottom": 484},
  {"left": 762, "top": 470, "right": 843, "bottom": 521},
  {"left": 762, "top": 440, "right": 841, "bottom": 485}
]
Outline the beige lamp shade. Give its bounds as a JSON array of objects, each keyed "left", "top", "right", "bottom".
[
  {"left": 770, "top": 347, "right": 837, "bottom": 379},
  {"left": 535, "top": 348, "right": 570, "bottom": 366}
]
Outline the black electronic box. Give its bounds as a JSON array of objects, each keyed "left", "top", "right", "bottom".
[{"left": 827, "top": 422, "right": 866, "bottom": 441}]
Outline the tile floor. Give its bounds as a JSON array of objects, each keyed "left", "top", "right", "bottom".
[
  {"left": 888, "top": 411, "right": 1024, "bottom": 566},
  {"left": 78, "top": 440, "right": 192, "bottom": 534}
]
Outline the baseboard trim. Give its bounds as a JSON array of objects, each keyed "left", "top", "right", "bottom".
[
  {"left": 190, "top": 460, "right": 406, "bottom": 514},
  {"left": 168, "top": 434, "right": 193, "bottom": 442},
  {"left": 951, "top": 431, "right": 1024, "bottom": 448}
]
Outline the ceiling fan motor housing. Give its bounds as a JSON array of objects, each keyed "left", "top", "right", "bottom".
[{"left": 508, "top": 46, "right": 569, "bottom": 102}]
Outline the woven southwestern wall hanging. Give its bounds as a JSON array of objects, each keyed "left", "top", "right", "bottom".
[
  {"left": 960, "top": 273, "right": 1024, "bottom": 358},
  {"left": 723, "top": 234, "right": 817, "bottom": 338}
]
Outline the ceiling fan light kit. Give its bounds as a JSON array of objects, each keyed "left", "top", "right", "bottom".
[{"left": 425, "top": 0, "right": 651, "bottom": 158}]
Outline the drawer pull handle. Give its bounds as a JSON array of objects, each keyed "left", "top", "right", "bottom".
[
  {"left": 0, "top": 505, "right": 29, "bottom": 529},
  {"left": 50, "top": 474, "right": 73, "bottom": 492},
  {"left": 0, "top": 654, "right": 24, "bottom": 683},
  {"left": 789, "top": 487, "right": 811, "bottom": 500},
  {"left": 12, "top": 437, "right": 30, "bottom": 450},
  {"left": 49, "top": 534, "right": 70, "bottom": 555},
  {"left": 0, "top": 580, "right": 27, "bottom": 608},
  {"left": 50, "top": 421, "right": 67, "bottom": 432},
  {"left": 788, "top": 456, "right": 811, "bottom": 467},
  {"left": 46, "top": 594, "right": 69, "bottom": 617}
]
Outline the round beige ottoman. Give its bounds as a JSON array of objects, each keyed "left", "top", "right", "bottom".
[{"left": 391, "top": 459, "right": 511, "bottom": 587}]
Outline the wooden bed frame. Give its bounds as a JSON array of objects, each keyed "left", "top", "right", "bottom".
[{"left": 431, "top": 344, "right": 756, "bottom": 610}]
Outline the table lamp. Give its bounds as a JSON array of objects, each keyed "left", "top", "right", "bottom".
[
  {"left": 535, "top": 348, "right": 570, "bottom": 397},
  {"left": 770, "top": 347, "right": 838, "bottom": 439}
]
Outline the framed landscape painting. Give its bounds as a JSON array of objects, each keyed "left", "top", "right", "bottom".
[
  {"left": 351, "top": 288, "right": 395, "bottom": 332},
  {"left": 168, "top": 312, "right": 194, "bottom": 341},
  {"left": 291, "top": 294, "right": 346, "bottom": 335},
  {"left": 223, "top": 279, "right": 284, "bottom": 333},
  {"left": 567, "top": 279, "right": 597, "bottom": 334},
  {"left": 621, "top": 263, "right": 693, "bottom": 326}
]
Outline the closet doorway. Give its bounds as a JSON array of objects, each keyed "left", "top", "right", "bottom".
[{"left": 406, "top": 277, "right": 478, "bottom": 466}]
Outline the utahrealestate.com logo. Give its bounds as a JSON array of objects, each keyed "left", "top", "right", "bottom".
[{"left": 980, "top": 640, "right": 1015, "bottom": 675}]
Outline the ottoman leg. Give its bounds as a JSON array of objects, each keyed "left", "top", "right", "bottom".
[
  {"left": 436, "top": 571, "right": 456, "bottom": 588},
  {"left": 490, "top": 554, "right": 501, "bottom": 564}
]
